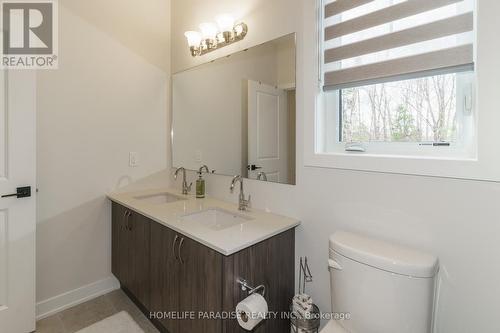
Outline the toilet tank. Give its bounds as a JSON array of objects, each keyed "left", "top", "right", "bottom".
[{"left": 328, "top": 232, "right": 439, "bottom": 333}]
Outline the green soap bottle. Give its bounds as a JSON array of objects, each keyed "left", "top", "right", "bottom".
[
  {"left": 196, "top": 172, "right": 205, "bottom": 198},
  {"left": 196, "top": 165, "right": 209, "bottom": 199}
]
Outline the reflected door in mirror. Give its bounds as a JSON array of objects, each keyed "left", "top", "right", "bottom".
[{"left": 248, "top": 80, "right": 290, "bottom": 184}]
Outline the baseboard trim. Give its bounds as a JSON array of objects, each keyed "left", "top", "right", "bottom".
[{"left": 36, "top": 276, "right": 120, "bottom": 320}]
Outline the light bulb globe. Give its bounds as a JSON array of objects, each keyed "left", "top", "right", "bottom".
[{"left": 184, "top": 31, "right": 202, "bottom": 47}]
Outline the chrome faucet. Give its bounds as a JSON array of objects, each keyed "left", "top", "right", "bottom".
[
  {"left": 230, "top": 175, "right": 251, "bottom": 211},
  {"left": 174, "top": 167, "right": 192, "bottom": 195},
  {"left": 257, "top": 172, "right": 268, "bottom": 181},
  {"left": 199, "top": 165, "right": 209, "bottom": 174}
]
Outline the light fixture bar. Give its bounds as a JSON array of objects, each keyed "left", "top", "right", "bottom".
[{"left": 184, "top": 18, "right": 248, "bottom": 57}]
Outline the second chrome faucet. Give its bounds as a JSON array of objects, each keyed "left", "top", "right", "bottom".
[
  {"left": 230, "top": 175, "right": 251, "bottom": 211},
  {"left": 174, "top": 167, "right": 192, "bottom": 195}
]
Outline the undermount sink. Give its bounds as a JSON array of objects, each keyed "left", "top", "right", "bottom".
[
  {"left": 181, "top": 208, "right": 253, "bottom": 231},
  {"left": 133, "top": 192, "right": 186, "bottom": 205}
]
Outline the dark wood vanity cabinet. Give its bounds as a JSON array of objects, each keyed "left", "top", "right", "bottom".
[
  {"left": 222, "top": 230, "right": 295, "bottom": 333},
  {"left": 149, "top": 221, "right": 179, "bottom": 333},
  {"left": 112, "top": 202, "right": 294, "bottom": 333},
  {"left": 149, "top": 222, "right": 223, "bottom": 333},
  {"left": 111, "top": 204, "right": 151, "bottom": 309},
  {"left": 177, "top": 236, "right": 223, "bottom": 333},
  {"left": 111, "top": 203, "right": 127, "bottom": 287}
]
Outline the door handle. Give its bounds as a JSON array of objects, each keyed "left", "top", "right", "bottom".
[
  {"left": 1, "top": 186, "right": 31, "bottom": 199},
  {"left": 178, "top": 237, "right": 185, "bottom": 264},
  {"left": 172, "top": 235, "right": 179, "bottom": 261},
  {"left": 247, "top": 165, "right": 262, "bottom": 171}
]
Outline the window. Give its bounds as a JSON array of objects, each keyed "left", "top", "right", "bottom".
[{"left": 317, "top": 0, "right": 476, "bottom": 157}]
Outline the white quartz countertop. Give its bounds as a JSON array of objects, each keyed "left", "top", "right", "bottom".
[{"left": 107, "top": 188, "right": 300, "bottom": 256}]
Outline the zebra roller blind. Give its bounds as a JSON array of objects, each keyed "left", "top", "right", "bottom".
[{"left": 322, "top": 0, "right": 475, "bottom": 91}]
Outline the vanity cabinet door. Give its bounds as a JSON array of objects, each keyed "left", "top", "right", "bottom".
[
  {"left": 112, "top": 203, "right": 131, "bottom": 289},
  {"left": 178, "top": 236, "right": 223, "bottom": 333},
  {"left": 112, "top": 203, "right": 151, "bottom": 309},
  {"left": 128, "top": 212, "right": 151, "bottom": 309},
  {"left": 222, "top": 229, "right": 295, "bottom": 333},
  {"left": 150, "top": 222, "right": 180, "bottom": 333}
]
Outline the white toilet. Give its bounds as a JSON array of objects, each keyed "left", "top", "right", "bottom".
[{"left": 321, "top": 231, "right": 439, "bottom": 333}]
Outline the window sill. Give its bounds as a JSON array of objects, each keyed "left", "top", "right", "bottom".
[
  {"left": 318, "top": 150, "right": 477, "bottom": 161},
  {"left": 303, "top": 150, "right": 500, "bottom": 182}
]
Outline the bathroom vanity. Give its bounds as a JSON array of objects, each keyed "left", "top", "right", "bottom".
[
  {"left": 108, "top": 32, "right": 299, "bottom": 333},
  {"left": 108, "top": 189, "right": 299, "bottom": 333}
]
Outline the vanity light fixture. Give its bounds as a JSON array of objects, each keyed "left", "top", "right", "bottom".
[{"left": 184, "top": 14, "right": 248, "bottom": 57}]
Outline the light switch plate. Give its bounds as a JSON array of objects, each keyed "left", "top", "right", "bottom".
[{"left": 129, "top": 152, "right": 139, "bottom": 167}]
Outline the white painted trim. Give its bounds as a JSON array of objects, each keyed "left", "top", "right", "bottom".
[
  {"left": 278, "top": 82, "right": 296, "bottom": 90},
  {"left": 36, "top": 276, "right": 120, "bottom": 320}
]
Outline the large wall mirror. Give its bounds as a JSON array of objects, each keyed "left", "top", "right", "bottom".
[{"left": 172, "top": 33, "right": 296, "bottom": 185}]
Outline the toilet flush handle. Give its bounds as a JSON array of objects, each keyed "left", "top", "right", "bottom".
[{"left": 328, "top": 259, "right": 343, "bottom": 271}]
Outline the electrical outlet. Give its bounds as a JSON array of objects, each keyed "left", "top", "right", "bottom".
[{"left": 129, "top": 152, "right": 139, "bottom": 167}]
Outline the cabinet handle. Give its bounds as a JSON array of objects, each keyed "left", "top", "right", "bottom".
[
  {"left": 122, "top": 210, "right": 129, "bottom": 231},
  {"left": 127, "top": 211, "right": 133, "bottom": 231},
  {"left": 172, "top": 235, "right": 179, "bottom": 261},
  {"left": 178, "top": 237, "right": 185, "bottom": 264}
]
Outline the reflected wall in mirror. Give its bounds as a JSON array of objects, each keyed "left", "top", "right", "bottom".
[{"left": 173, "top": 33, "right": 296, "bottom": 185}]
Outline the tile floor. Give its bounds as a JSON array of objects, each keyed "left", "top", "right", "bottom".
[{"left": 36, "top": 290, "right": 159, "bottom": 333}]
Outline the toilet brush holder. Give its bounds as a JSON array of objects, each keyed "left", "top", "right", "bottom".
[
  {"left": 291, "top": 257, "right": 319, "bottom": 333},
  {"left": 290, "top": 303, "right": 321, "bottom": 333}
]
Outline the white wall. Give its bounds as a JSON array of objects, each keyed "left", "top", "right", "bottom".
[
  {"left": 171, "top": 1, "right": 500, "bottom": 332},
  {"left": 276, "top": 36, "right": 296, "bottom": 88},
  {"left": 61, "top": 0, "right": 171, "bottom": 72},
  {"left": 36, "top": 1, "right": 171, "bottom": 309}
]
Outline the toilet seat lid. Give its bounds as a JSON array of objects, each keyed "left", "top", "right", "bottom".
[{"left": 329, "top": 231, "right": 438, "bottom": 278}]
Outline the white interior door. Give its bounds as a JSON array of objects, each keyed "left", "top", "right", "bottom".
[
  {"left": 247, "top": 80, "right": 288, "bottom": 183},
  {"left": 0, "top": 70, "right": 36, "bottom": 333}
]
